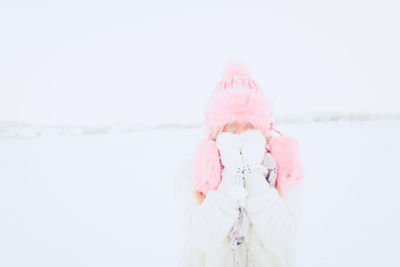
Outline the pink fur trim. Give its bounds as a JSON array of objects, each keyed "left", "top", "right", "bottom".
[
  {"left": 192, "top": 139, "right": 222, "bottom": 195},
  {"left": 269, "top": 135, "right": 304, "bottom": 193},
  {"left": 204, "top": 90, "right": 274, "bottom": 140}
]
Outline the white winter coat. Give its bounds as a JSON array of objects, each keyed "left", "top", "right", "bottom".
[{"left": 175, "top": 157, "right": 303, "bottom": 267}]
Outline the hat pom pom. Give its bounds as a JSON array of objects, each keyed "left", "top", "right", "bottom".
[
  {"left": 223, "top": 62, "right": 250, "bottom": 77},
  {"left": 192, "top": 139, "right": 222, "bottom": 196},
  {"left": 269, "top": 135, "right": 304, "bottom": 194}
]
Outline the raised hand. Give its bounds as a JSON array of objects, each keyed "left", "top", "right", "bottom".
[
  {"left": 215, "top": 132, "right": 244, "bottom": 175},
  {"left": 240, "top": 129, "right": 267, "bottom": 173},
  {"left": 215, "top": 132, "right": 247, "bottom": 204}
]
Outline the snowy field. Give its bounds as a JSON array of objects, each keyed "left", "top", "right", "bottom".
[{"left": 1, "top": 120, "right": 399, "bottom": 267}]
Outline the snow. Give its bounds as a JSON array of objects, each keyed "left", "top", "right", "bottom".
[{"left": 0, "top": 120, "right": 399, "bottom": 266}]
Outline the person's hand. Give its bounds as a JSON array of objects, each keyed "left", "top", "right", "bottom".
[
  {"left": 240, "top": 129, "right": 267, "bottom": 173},
  {"left": 240, "top": 129, "right": 270, "bottom": 196},
  {"left": 216, "top": 132, "right": 243, "bottom": 174},
  {"left": 215, "top": 132, "right": 247, "bottom": 205}
]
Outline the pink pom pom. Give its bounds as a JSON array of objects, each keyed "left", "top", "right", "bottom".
[
  {"left": 192, "top": 139, "right": 222, "bottom": 196},
  {"left": 269, "top": 135, "right": 304, "bottom": 193},
  {"left": 223, "top": 62, "right": 250, "bottom": 77}
]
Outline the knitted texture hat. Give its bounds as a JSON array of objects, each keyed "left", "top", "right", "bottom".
[{"left": 204, "top": 64, "right": 274, "bottom": 140}]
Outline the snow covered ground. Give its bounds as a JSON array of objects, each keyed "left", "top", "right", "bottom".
[{"left": 1, "top": 120, "right": 399, "bottom": 266}]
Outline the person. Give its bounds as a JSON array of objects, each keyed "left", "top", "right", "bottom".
[{"left": 176, "top": 64, "right": 304, "bottom": 267}]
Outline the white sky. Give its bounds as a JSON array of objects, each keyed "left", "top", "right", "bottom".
[{"left": 1, "top": 0, "right": 399, "bottom": 125}]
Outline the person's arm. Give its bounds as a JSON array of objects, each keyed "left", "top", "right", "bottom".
[
  {"left": 180, "top": 132, "right": 248, "bottom": 251},
  {"left": 244, "top": 167, "right": 303, "bottom": 253},
  {"left": 240, "top": 129, "right": 303, "bottom": 253},
  {"left": 182, "top": 175, "right": 241, "bottom": 251}
]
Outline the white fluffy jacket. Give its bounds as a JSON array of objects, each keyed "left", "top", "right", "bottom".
[
  {"left": 176, "top": 163, "right": 303, "bottom": 266},
  {"left": 175, "top": 134, "right": 303, "bottom": 267}
]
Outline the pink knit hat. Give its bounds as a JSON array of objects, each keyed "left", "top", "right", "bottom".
[
  {"left": 193, "top": 64, "right": 304, "bottom": 196},
  {"left": 204, "top": 64, "right": 275, "bottom": 140}
]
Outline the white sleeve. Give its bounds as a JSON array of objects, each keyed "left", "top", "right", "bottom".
[
  {"left": 174, "top": 159, "right": 240, "bottom": 251},
  {"left": 244, "top": 170, "right": 303, "bottom": 254},
  {"left": 182, "top": 189, "right": 240, "bottom": 251}
]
